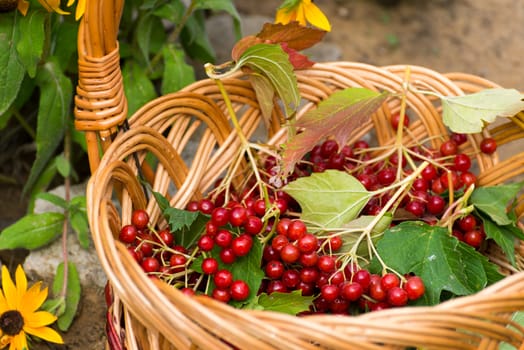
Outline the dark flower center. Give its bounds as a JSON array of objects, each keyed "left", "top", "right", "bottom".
[{"left": 0, "top": 310, "right": 24, "bottom": 336}]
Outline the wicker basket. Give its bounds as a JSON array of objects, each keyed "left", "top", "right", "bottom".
[{"left": 75, "top": 1, "right": 524, "bottom": 349}]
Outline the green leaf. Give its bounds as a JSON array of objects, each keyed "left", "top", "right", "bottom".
[
  {"left": 122, "top": 60, "right": 157, "bottom": 115},
  {"left": 0, "top": 14, "right": 26, "bottom": 116},
  {"left": 136, "top": 13, "right": 166, "bottom": 65},
  {"left": 161, "top": 44, "right": 195, "bottom": 94},
  {"left": 0, "top": 212, "right": 64, "bottom": 250},
  {"left": 34, "top": 192, "right": 68, "bottom": 209},
  {"left": 41, "top": 297, "right": 66, "bottom": 316},
  {"left": 194, "top": 0, "right": 242, "bottom": 39},
  {"left": 55, "top": 154, "right": 71, "bottom": 178},
  {"left": 480, "top": 212, "right": 521, "bottom": 267},
  {"left": 339, "top": 214, "right": 392, "bottom": 257},
  {"left": 70, "top": 196, "right": 89, "bottom": 249},
  {"left": 282, "top": 88, "right": 388, "bottom": 174},
  {"left": 372, "top": 221, "right": 497, "bottom": 305},
  {"left": 16, "top": 9, "right": 46, "bottom": 78},
  {"left": 283, "top": 170, "right": 371, "bottom": 229},
  {"left": 152, "top": 0, "right": 185, "bottom": 22},
  {"left": 180, "top": 11, "right": 216, "bottom": 63},
  {"left": 152, "top": 191, "right": 171, "bottom": 213},
  {"left": 52, "top": 262, "right": 81, "bottom": 331},
  {"left": 164, "top": 207, "right": 209, "bottom": 248},
  {"left": 249, "top": 73, "right": 275, "bottom": 128},
  {"left": 26, "top": 161, "right": 58, "bottom": 213},
  {"left": 441, "top": 89, "right": 524, "bottom": 133},
  {"left": 470, "top": 182, "right": 524, "bottom": 225},
  {"left": 237, "top": 43, "right": 300, "bottom": 118},
  {"left": 254, "top": 290, "right": 314, "bottom": 315},
  {"left": 51, "top": 19, "right": 79, "bottom": 72},
  {"left": 24, "top": 60, "right": 72, "bottom": 195},
  {"left": 228, "top": 238, "right": 264, "bottom": 307}
]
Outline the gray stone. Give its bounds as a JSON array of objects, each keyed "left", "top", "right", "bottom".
[{"left": 24, "top": 182, "right": 107, "bottom": 288}]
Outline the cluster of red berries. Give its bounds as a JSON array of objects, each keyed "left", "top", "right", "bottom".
[
  {"left": 116, "top": 131, "right": 498, "bottom": 312},
  {"left": 259, "top": 217, "right": 425, "bottom": 314}
]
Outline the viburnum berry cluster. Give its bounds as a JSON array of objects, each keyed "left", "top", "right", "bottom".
[{"left": 117, "top": 114, "right": 505, "bottom": 315}]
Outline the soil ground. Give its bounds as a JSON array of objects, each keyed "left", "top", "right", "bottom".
[{"left": 1, "top": 0, "right": 523, "bottom": 348}]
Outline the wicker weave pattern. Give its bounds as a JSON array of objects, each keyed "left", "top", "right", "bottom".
[{"left": 75, "top": 1, "right": 524, "bottom": 349}]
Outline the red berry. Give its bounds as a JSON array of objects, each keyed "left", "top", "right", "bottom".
[
  {"left": 427, "top": 195, "right": 446, "bottom": 215},
  {"left": 480, "top": 137, "right": 497, "bottom": 154},
  {"left": 230, "top": 280, "right": 250, "bottom": 301},
  {"left": 464, "top": 229, "right": 483, "bottom": 248},
  {"left": 253, "top": 199, "right": 267, "bottom": 216},
  {"left": 157, "top": 229, "right": 174, "bottom": 247},
  {"left": 299, "top": 267, "right": 320, "bottom": 284},
  {"left": 244, "top": 215, "right": 263, "bottom": 235},
  {"left": 460, "top": 171, "right": 477, "bottom": 188},
  {"left": 453, "top": 153, "right": 472, "bottom": 172},
  {"left": 198, "top": 199, "right": 215, "bottom": 214},
  {"left": 353, "top": 269, "right": 371, "bottom": 292},
  {"left": 214, "top": 269, "right": 233, "bottom": 289},
  {"left": 201, "top": 257, "right": 219, "bottom": 275},
  {"left": 381, "top": 273, "right": 400, "bottom": 291},
  {"left": 271, "top": 234, "right": 289, "bottom": 252},
  {"left": 215, "top": 229, "right": 233, "bottom": 248},
  {"left": 299, "top": 251, "right": 319, "bottom": 267},
  {"left": 450, "top": 132, "right": 468, "bottom": 145},
  {"left": 282, "top": 269, "right": 300, "bottom": 288},
  {"left": 287, "top": 220, "right": 307, "bottom": 241},
  {"left": 405, "top": 200, "right": 425, "bottom": 217},
  {"left": 377, "top": 167, "right": 396, "bottom": 186},
  {"left": 421, "top": 165, "right": 438, "bottom": 181},
  {"left": 276, "top": 218, "right": 292, "bottom": 236},
  {"left": 387, "top": 286, "right": 408, "bottom": 306},
  {"left": 316, "top": 255, "right": 336, "bottom": 273},
  {"left": 327, "top": 236, "right": 343, "bottom": 251},
  {"left": 297, "top": 234, "right": 318, "bottom": 254},
  {"left": 340, "top": 282, "right": 363, "bottom": 301},
  {"left": 141, "top": 257, "right": 160, "bottom": 273},
  {"left": 119, "top": 225, "right": 138, "bottom": 244},
  {"left": 127, "top": 247, "right": 143, "bottom": 263},
  {"left": 404, "top": 276, "right": 425, "bottom": 300},
  {"left": 390, "top": 112, "right": 410, "bottom": 130},
  {"left": 440, "top": 140, "right": 458, "bottom": 156},
  {"left": 280, "top": 243, "right": 300, "bottom": 264},
  {"left": 229, "top": 206, "right": 248, "bottom": 227},
  {"left": 321, "top": 139, "right": 339, "bottom": 158},
  {"left": 320, "top": 284, "right": 340, "bottom": 302},
  {"left": 198, "top": 235, "right": 215, "bottom": 252},
  {"left": 211, "top": 207, "right": 230, "bottom": 226},
  {"left": 231, "top": 234, "right": 253, "bottom": 257},
  {"left": 265, "top": 260, "right": 285, "bottom": 279},
  {"left": 131, "top": 209, "right": 149, "bottom": 230},
  {"left": 219, "top": 248, "right": 236, "bottom": 264},
  {"left": 212, "top": 288, "right": 231, "bottom": 303},
  {"left": 458, "top": 214, "right": 477, "bottom": 232}
]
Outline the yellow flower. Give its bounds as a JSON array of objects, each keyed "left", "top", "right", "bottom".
[
  {"left": 275, "top": 0, "right": 331, "bottom": 32},
  {"left": 0, "top": 265, "right": 63, "bottom": 350},
  {"left": 17, "top": 0, "right": 85, "bottom": 19}
]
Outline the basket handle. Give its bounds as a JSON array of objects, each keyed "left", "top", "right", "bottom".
[{"left": 74, "top": 0, "right": 127, "bottom": 173}]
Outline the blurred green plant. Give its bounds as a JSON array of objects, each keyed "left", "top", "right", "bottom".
[{"left": 0, "top": 0, "right": 240, "bottom": 335}]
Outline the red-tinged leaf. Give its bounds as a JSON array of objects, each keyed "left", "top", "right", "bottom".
[
  {"left": 232, "top": 35, "right": 263, "bottom": 62},
  {"left": 281, "top": 88, "right": 389, "bottom": 174},
  {"left": 281, "top": 43, "right": 315, "bottom": 69},
  {"left": 256, "top": 22, "right": 326, "bottom": 51}
]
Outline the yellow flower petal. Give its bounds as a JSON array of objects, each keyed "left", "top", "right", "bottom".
[
  {"left": 37, "top": 0, "right": 70, "bottom": 14},
  {"left": 8, "top": 332, "right": 27, "bottom": 350},
  {"left": 23, "top": 326, "right": 63, "bottom": 344},
  {"left": 275, "top": 8, "right": 294, "bottom": 25},
  {"left": 20, "top": 283, "right": 46, "bottom": 314},
  {"left": 295, "top": 3, "right": 308, "bottom": 27},
  {"left": 1, "top": 266, "right": 18, "bottom": 310},
  {"left": 74, "top": 0, "right": 86, "bottom": 20},
  {"left": 303, "top": 0, "right": 331, "bottom": 31},
  {"left": 23, "top": 311, "right": 57, "bottom": 328},
  {"left": 14, "top": 266, "right": 27, "bottom": 303},
  {"left": 16, "top": 0, "right": 29, "bottom": 16},
  {"left": 0, "top": 289, "right": 9, "bottom": 313}
]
